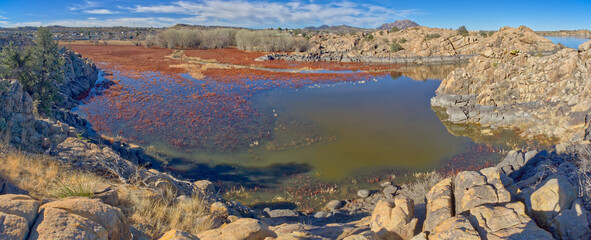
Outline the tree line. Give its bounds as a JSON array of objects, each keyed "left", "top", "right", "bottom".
[{"left": 145, "top": 28, "right": 309, "bottom": 52}]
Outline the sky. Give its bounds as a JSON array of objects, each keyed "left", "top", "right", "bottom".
[{"left": 0, "top": 0, "right": 590, "bottom": 30}]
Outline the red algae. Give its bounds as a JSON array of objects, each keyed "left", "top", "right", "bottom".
[{"left": 72, "top": 45, "right": 382, "bottom": 152}]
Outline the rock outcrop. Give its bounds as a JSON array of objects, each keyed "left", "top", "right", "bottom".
[
  {"left": 257, "top": 26, "right": 560, "bottom": 64},
  {"left": 0, "top": 50, "right": 98, "bottom": 151},
  {"left": 0, "top": 195, "right": 130, "bottom": 240},
  {"left": 467, "top": 202, "right": 553, "bottom": 239},
  {"left": 50, "top": 137, "right": 201, "bottom": 197},
  {"left": 432, "top": 39, "right": 591, "bottom": 144},
  {"left": 58, "top": 50, "right": 99, "bottom": 109},
  {"left": 428, "top": 215, "right": 480, "bottom": 240},
  {"left": 423, "top": 178, "right": 453, "bottom": 232},
  {"left": 196, "top": 218, "right": 276, "bottom": 240},
  {"left": 454, "top": 167, "right": 511, "bottom": 214},
  {"left": 370, "top": 199, "right": 418, "bottom": 240}
]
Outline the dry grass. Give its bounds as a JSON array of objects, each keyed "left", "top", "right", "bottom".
[
  {"left": 575, "top": 146, "right": 591, "bottom": 208},
  {"left": 0, "top": 143, "right": 212, "bottom": 237},
  {"left": 0, "top": 144, "right": 110, "bottom": 200},
  {"left": 127, "top": 187, "right": 211, "bottom": 236},
  {"left": 397, "top": 171, "right": 445, "bottom": 204}
]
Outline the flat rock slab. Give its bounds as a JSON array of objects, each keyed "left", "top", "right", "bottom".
[
  {"left": 429, "top": 215, "right": 480, "bottom": 240},
  {"left": 467, "top": 202, "right": 553, "bottom": 240}
]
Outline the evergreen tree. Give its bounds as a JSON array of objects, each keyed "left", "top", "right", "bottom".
[
  {"left": 0, "top": 42, "right": 31, "bottom": 82},
  {"left": 27, "top": 27, "right": 65, "bottom": 115},
  {"left": 457, "top": 26, "right": 469, "bottom": 36}
]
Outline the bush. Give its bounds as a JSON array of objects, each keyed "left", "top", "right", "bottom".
[
  {"left": 391, "top": 27, "right": 399, "bottom": 32},
  {"left": 457, "top": 25, "right": 469, "bottom": 36},
  {"left": 235, "top": 30, "right": 309, "bottom": 52},
  {"left": 57, "top": 182, "right": 94, "bottom": 198},
  {"left": 398, "top": 38, "right": 407, "bottom": 43},
  {"left": 146, "top": 28, "right": 237, "bottom": 49},
  {"left": 397, "top": 171, "right": 445, "bottom": 204},
  {"left": 365, "top": 34, "right": 374, "bottom": 41},
  {"left": 390, "top": 42, "right": 404, "bottom": 52},
  {"left": 424, "top": 33, "right": 441, "bottom": 41}
]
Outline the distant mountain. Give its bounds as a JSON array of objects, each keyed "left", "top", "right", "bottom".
[
  {"left": 377, "top": 20, "right": 420, "bottom": 30},
  {"left": 302, "top": 24, "right": 371, "bottom": 34}
]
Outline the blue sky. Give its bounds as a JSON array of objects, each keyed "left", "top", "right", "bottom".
[{"left": 0, "top": 0, "right": 589, "bottom": 30}]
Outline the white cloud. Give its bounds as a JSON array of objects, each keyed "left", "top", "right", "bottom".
[
  {"left": 46, "top": 17, "right": 175, "bottom": 27},
  {"left": 2, "top": 0, "right": 420, "bottom": 28},
  {"left": 0, "top": 15, "right": 7, "bottom": 20},
  {"left": 83, "top": 9, "right": 119, "bottom": 14},
  {"left": 0, "top": 21, "right": 43, "bottom": 27},
  {"left": 129, "top": 0, "right": 419, "bottom": 28},
  {"left": 69, "top": 0, "right": 100, "bottom": 11}
]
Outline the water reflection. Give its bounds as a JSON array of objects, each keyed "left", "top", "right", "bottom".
[
  {"left": 544, "top": 36, "right": 589, "bottom": 49},
  {"left": 393, "top": 64, "right": 466, "bottom": 81},
  {"left": 432, "top": 107, "right": 556, "bottom": 151}
]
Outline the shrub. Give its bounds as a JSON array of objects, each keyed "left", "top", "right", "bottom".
[
  {"left": 390, "top": 42, "right": 404, "bottom": 52},
  {"left": 457, "top": 25, "right": 469, "bottom": 36},
  {"left": 398, "top": 38, "right": 407, "bottom": 43},
  {"left": 146, "top": 28, "right": 237, "bottom": 49},
  {"left": 424, "top": 33, "right": 441, "bottom": 41},
  {"left": 129, "top": 187, "right": 210, "bottom": 236},
  {"left": 365, "top": 34, "right": 374, "bottom": 41},
  {"left": 391, "top": 27, "right": 399, "bottom": 32},
  {"left": 235, "top": 30, "right": 309, "bottom": 52},
  {"left": 397, "top": 171, "right": 445, "bottom": 204},
  {"left": 57, "top": 182, "right": 94, "bottom": 198}
]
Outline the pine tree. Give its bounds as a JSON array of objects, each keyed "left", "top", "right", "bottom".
[
  {"left": 27, "top": 27, "right": 65, "bottom": 115},
  {"left": 0, "top": 42, "right": 31, "bottom": 82}
]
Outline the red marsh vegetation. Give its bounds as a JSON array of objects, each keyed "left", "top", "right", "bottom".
[{"left": 70, "top": 45, "right": 384, "bottom": 152}]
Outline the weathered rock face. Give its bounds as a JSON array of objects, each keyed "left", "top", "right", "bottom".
[
  {"left": 0, "top": 194, "right": 39, "bottom": 240},
  {"left": 34, "top": 197, "right": 130, "bottom": 240},
  {"left": 428, "top": 215, "right": 480, "bottom": 240},
  {"left": 423, "top": 178, "right": 453, "bottom": 232},
  {"left": 527, "top": 177, "right": 577, "bottom": 228},
  {"left": 0, "top": 211, "right": 29, "bottom": 240},
  {"left": 259, "top": 26, "right": 560, "bottom": 63},
  {"left": 50, "top": 137, "right": 200, "bottom": 197},
  {"left": 0, "top": 194, "right": 40, "bottom": 228},
  {"left": 432, "top": 39, "right": 591, "bottom": 144},
  {"left": 0, "top": 80, "right": 41, "bottom": 149},
  {"left": 29, "top": 206, "right": 109, "bottom": 240},
  {"left": 196, "top": 218, "right": 276, "bottom": 240},
  {"left": 467, "top": 202, "right": 553, "bottom": 240},
  {"left": 59, "top": 50, "right": 99, "bottom": 109},
  {"left": 0, "top": 50, "right": 98, "bottom": 151},
  {"left": 454, "top": 168, "right": 511, "bottom": 214},
  {"left": 370, "top": 199, "right": 418, "bottom": 240},
  {"left": 549, "top": 199, "right": 590, "bottom": 239}
]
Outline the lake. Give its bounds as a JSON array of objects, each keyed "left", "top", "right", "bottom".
[
  {"left": 544, "top": 36, "right": 589, "bottom": 49},
  {"left": 78, "top": 59, "right": 528, "bottom": 209}
]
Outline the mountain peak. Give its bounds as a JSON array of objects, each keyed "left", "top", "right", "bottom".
[{"left": 377, "top": 19, "right": 420, "bottom": 30}]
